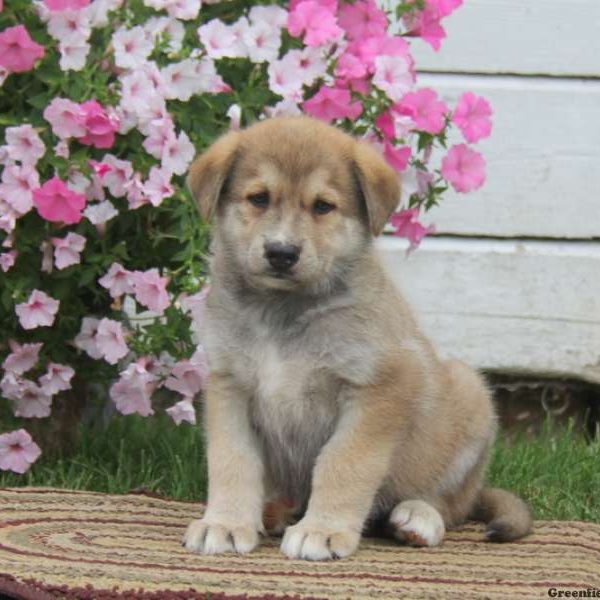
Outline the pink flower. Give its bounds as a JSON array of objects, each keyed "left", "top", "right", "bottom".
[
  {"left": 95, "top": 317, "right": 129, "bottom": 364},
  {"left": 132, "top": 269, "right": 170, "bottom": 313},
  {"left": 0, "top": 25, "right": 45, "bottom": 73},
  {"left": 33, "top": 176, "right": 87, "bottom": 224},
  {"left": 337, "top": 0, "right": 387, "bottom": 41},
  {"left": 160, "top": 131, "right": 195, "bottom": 176},
  {"left": 287, "top": 0, "right": 342, "bottom": 47},
  {"left": 441, "top": 144, "right": 486, "bottom": 193},
  {"left": 98, "top": 262, "right": 134, "bottom": 298},
  {"left": 12, "top": 380, "right": 53, "bottom": 418},
  {"left": 2, "top": 341, "right": 42, "bottom": 375},
  {"left": 5, "top": 125, "right": 45, "bottom": 165},
  {"left": 372, "top": 55, "right": 414, "bottom": 102},
  {"left": 112, "top": 26, "right": 153, "bottom": 69},
  {"left": 74, "top": 316, "right": 102, "bottom": 359},
  {"left": 334, "top": 52, "right": 367, "bottom": 81},
  {"left": 389, "top": 208, "right": 435, "bottom": 251},
  {"left": 57, "top": 37, "right": 90, "bottom": 71},
  {"left": 164, "top": 349, "right": 208, "bottom": 398},
  {"left": 15, "top": 290, "right": 59, "bottom": 330},
  {"left": 243, "top": 20, "right": 282, "bottom": 63},
  {"left": 110, "top": 362, "right": 156, "bottom": 417},
  {"left": 0, "top": 164, "right": 39, "bottom": 215},
  {"left": 346, "top": 34, "right": 411, "bottom": 74},
  {"left": 144, "top": 167, "right": 174, "bottom": 207},
  {"left": 0, "top": 430, "right": 41, "bottom": 474},
  {"left": 166, "top": 399, "right": 196, "bottom": 425},
  {"left": 99, "top": 154, "right": 133, "bottom": 197},
  {"left": 83, "top": 200, "right": 118, "bottom": 226},
  {"left": 452, "top": 92, "right": 492, "bottom": 143},
  {"left": 38, "top": 362, "right": 74, "bottom": 395},
  {"left": 50, "top": 232, "right": 86, "bottom": 270},
  {"left": 383, "top": 143, "right": 411, "bottom": 172},
  {"left": 395, "top": 88, "right": 448, "bottom": 135},
  {"left": 0, "top": 250, "right": 17, "bottom": 272},
  {"left": 180, "top": 286, "right": 209, "bottom": 339},
  {"left": 43, "top": 97, "right": 86, "bottom": 139},
  {"left": 77, "top": 100, "right": 119, "bottom": 149},
  {"left": 198, "top": 19, "right": 244, "bottom": 59},
  {"left": 303, "top": 86, "right": 362, "bottom": 122},
  {"left": 44, "top": 0, "right": 90, "bottom": 10}
]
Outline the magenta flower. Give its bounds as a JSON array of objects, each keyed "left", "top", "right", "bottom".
[
  {"left": 303, "top": 86, "right": 362, "bottom": 122},
  {"left": 77, "top": 100, "right": 119, "bottom": 149},
  {"left": 33, "top": 177, "right": 86, "bottom": 225},
  {"left": 50, "top": 232, "right": 86, "bottom": 270},
  {"left": 394, "top": 88, "right": 448, "bottom": 135},
  {"left": 132, "top": 269, "right": 170, "bottom": 313},
  {"left": 166, "top": 399, "right": 196, "bottom": 425},
  {"left": 2, "top": 341, "right": 42, "bottom": 375},
  {"left": 0, "top": 25, "right": 45, "bottom": 73},
  {"left": 389, "top": 208, "right": 435, "bottom": 251},
  {"left": 441, "top": 144, "right": 486, "bottom": 193},
  {"left": 337, "top": 0, "right": 387, "bottom": 41},
  {"left": 452, "top": 92, "right": 493, "bottom": 143},
  {"left": 0, "top": 429, "right": 42, "bottom": 474},
  {"left": 383, "top": 143, "right": 411, "bottom": 172},
  {"left": 15, "top": 290, "right": 59, "bottom": 330},
  {"left": 98, "top": 262, "right": 134, "bottom": 299},
  {"left": 287, "top": 0, "right": 343, "bottom": 47},
  {"left": 43, "top": 98, "right": 86, "bottom": 139},
  {"left": 95, "top": 318, "right": 129, "bottom": 364}
]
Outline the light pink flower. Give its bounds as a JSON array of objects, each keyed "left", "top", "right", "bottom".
[
  {"left": 142, "top": 117, "right": 175, "bottom": 160},
  {"left": 337, "top": 0, "right": 387, "bottom": 40},
  {"left": 54, "top": 140, "right": 70, "bottom": 158},
  {"left": 249, "top": 4, "right": 288, "bottom": 28},
  {"left": 383, "top": 143, "right": 411, "bottom": 172},
  {"left": 98, "top": 262, "right": 134, "bottom": 298},
  {"left": 100, "top": 154, "right": 133, "bottom": 197},
  {"left": 452, "top": 91, "right": 492, "bottom": 143},
  {"left": 58, "top": 36, "right": 90, "bottom": 71},
  {"left": 5, "top": 124, "right": 45, "bottom": 165},
  {"left": 38, "top": 363, "right": 74, "bottom": 395},
  {"left": 143, "top": 167, "right": 174, "bottom": 207},
  {"left": 372, "top": 55, "right": 414, "bottom": 102},
  {"left": 77, "top": 100, "right": 119, "bottom": 149},
  {"left": 303, "top": 86, "right": 362, "bottom": 122},
  {"left": 166, "top": 0, "right": 201, "bottom": 20},
  {"left": 226, "top": 104, "right": 242, "bottom": 130},
  {"left": 0, "top": 163, "right": 39, "bottom": 215},
  {"left": 161, "top": 131, "right": 195, "bottom": 176},
  {"left": 112, "top": 26, "right": 153, "bottom": 69},
  {"left": 268, "top": 53, "right": 305, "bottom": 100},
  {"left": 47, "top": 9, "right": 91, "bottom": 43},
  {"left": 15, "top": 290, "right": 59, "bottom": 330},
  {"left": 33, "top": 176, "right": 86, "bottom": 224},
  {"left": 74, "top": 316, "right": 102, "bottom": 359},
  {"left": 12, "top": 380, "right": 53, "bottom": 418},
  {"left": 0, "top": 429, "right": 42, "bottom": 474},
  {"left": 110, "top": 362, "right": 156, "bottom": 417},
  {"left": 50, "top": 232, "right": 86, "bottom": 270},
  {"left": 394, "top": 88, "right": 448, "bottom": 135},
  {"left": 242, "top": 20, "right": 281, "bottom": 63},
  {"left": 164, "top": 350, "right": 208, "bottom": 398},
  {"left": 44, "top": 0, "right": 90, "bottom": 10},
  {"left": 43, "top": 97, "right": 86, "bottom": 139},
  {"left": 166, "top": 398, "right": 196, "bottom": 425},
  {"left": 287, "top": 0, "right": 342, "bottom": 47},
  {"left": 161, "top": 58, "right": 205, "bottom": 102},
  {"left": 0, "top": 250, "right": 17, "bottom": 272},
  {"left": 198, "top": 19, "right": 244, "bottom": 59},
  {"left": 83, "top": 200, "right": 118, "bottom": 226},
  {"left": 0, "top": 25, "right": 45, "bottom": 73},
  {"left": 95, "top": 317, "right": 128, "bottom": 364},
  {"left": 180, "top": 286, "right": 209, "bottom": 338},
  {"left": 441, "top": 143, "right": 486, "bottom": 193},
  {"left": 389, "top": 208, "right": 435, "bottom": 251},
  {"left": 2, "top": 341, "right": 42, "bottom": 375},
  {"left": 132, "top": 269, "right": 170, "bottom": 313},
  {"left": 125, "top": 172, "right": 148, "bottom": 209}
]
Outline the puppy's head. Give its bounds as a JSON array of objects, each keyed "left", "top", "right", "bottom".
[{"left": 188, "top": 117, "right": 400, "bottom": 293}]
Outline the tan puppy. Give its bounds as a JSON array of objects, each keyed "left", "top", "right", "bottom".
[{"left": 182, "top": 116, "right": 531, "bottom": 560}]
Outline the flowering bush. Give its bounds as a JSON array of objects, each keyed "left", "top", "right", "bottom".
[{"left": 0, "top": 0, "right": 492, "bottom": 474}]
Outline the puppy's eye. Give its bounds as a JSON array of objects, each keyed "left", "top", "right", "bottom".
[
  {"left": 313, "top": 199, "right": 336, "bottom": 215},
  {"left": 247, "top": 192, "right": 269, "bottom": 209}
]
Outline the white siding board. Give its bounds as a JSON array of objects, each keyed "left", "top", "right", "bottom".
[
  {"left": 411, "top": 0, "right": 600, "bottom": 77},
  {"left": 416, "top": 74, "right": 600, "bottom": 239},
  {"left": 376, "top": 236, "right": 600, "bottom": 384}
]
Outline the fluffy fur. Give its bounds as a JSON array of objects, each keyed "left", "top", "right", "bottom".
[{"left": 182, "top": 117, "right": 531, "bottom": 560}]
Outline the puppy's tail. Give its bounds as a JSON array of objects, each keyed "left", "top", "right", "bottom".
[{"left": 470, "top": 487, "right": 532, "bottom": 542}]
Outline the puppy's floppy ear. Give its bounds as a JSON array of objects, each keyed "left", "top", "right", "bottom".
[
  {"left": 187, "top": 131, "right": 241, "bottom": 221},
  {"left": 353, "top": 141, "right": 401, "bottom": 236}
]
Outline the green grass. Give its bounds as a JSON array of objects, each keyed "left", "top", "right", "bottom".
[{"left": 1, "top": 416, "right": 599, "bottom": 522}]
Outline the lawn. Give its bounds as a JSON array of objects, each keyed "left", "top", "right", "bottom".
[{"left": 1, "top": 415, "right": 599, "bottom": 523}]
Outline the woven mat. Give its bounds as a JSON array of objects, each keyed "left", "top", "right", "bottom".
[{"left": 0, "top": 489, "right": 599, "bottom": 599}]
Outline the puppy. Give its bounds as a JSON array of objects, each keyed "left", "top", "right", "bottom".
[{"left": 182, "top": 116, "right": 531, "bottom": 560}]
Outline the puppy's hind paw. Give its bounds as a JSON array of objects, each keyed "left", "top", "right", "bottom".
[
  {"left": 182, "top": 518, "right": 260, "bottom": 555},
  {"left": 389, "top": 500, "right": 445, "bottom": 547}
]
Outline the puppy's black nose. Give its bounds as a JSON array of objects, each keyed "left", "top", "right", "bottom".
[{"left": 264, "top": 242, "right": 301, "bottom": 272}]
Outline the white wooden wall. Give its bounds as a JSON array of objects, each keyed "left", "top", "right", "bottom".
[{"left": 379, "top": 0, "right": 600, "bottom": 384}]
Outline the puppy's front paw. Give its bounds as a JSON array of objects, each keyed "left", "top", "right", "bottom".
[
  {"left": 183, "top": 518, "right": 260, "bottom": 555},
  {"left": 280, "top": 519, "right": 360, "bottom": 560}
]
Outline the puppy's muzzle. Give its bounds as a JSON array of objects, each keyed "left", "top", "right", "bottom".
[{"left": 264, "top": 242, "right": 301, "bottom": 273}]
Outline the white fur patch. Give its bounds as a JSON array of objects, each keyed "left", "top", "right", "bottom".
[
  {"left": 389, "top": 500, "right": 445, "bottom": 547},
  {"left": 438, "top": 437, "right": 486, "bottom": 494}
]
